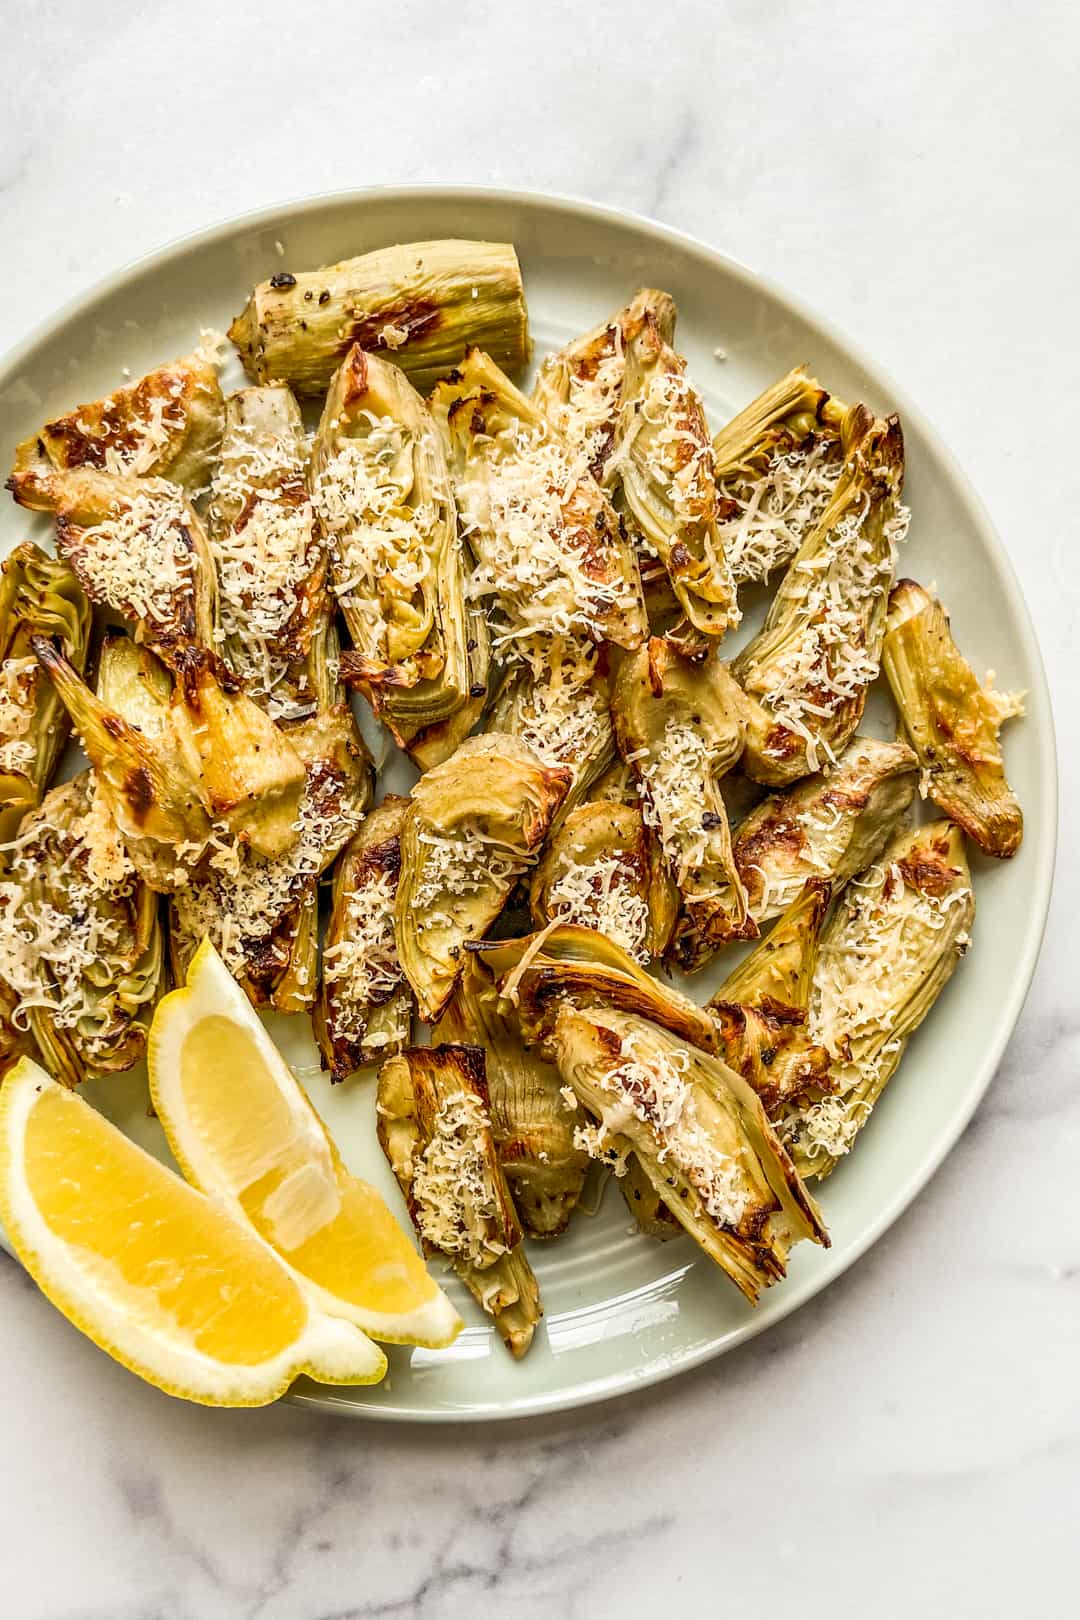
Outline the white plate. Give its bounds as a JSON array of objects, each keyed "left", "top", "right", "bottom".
[{"left": 0, "top": 188, "right": 1056, "bottom": 1422}]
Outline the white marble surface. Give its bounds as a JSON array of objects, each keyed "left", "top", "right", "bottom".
[{"left": 2, "top": 2, "right": 1076, "bottom": 1615}]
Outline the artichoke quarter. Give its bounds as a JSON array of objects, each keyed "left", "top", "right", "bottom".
[
  {"left": 0, "top": 542, "right": 92, "bottom": 842},
  {"left": 784, "top": 819, "right": 975, "bottom": 1179},
  {"left": 732, "top": 734, "right": 919, "bottom": 924},
  {"left": 31, "top": 636, "right": 212, "bottom": 892},
  {"left": 7, "top": 466, "right": 218, "bottom": 664},
  {"left": 532, "top": 287, "right": 678, "bottom": 484},
  {"left": 8, "top": 349, "right": 224, "bottom": 494},
  {"left": 551, "top": 1006, "right": 828, "bottom": 1303},
  {"left": 312, "top": 346, "right": 480, "bottom": 752},
  {"left": 0, "top": 772, "right": 163, "bottom": 1087},
  {"left": 613, "top": 309, "right": 739, "bottom": 638},
  {"left": 883, "top": 579, "right": 1024, "bottom": 858},
  {"left": 486, "top": 636, "right": 615, "bottom": 818},
  {"left": 314, "top": 795, "right": 413, "bottom": 1079},
  {"left": 611, "top": 635, "right": 754, "bottom": 968},
  {"left": 707, "top": 880, "right": 835, "bottom": 1120},
  {"left": 229, "top": 238, "right": 530, "bottom": 397},
  {"left": 528, "top": 800, "right": 678, "bottom": 963},
  {"left": 207, "top": 383, "right": 326, "bottom": 720},
  {"left": 435, "top": 955, "right": 588, "bottom": 1239},
  {"left": 712, "top": 366, "right": 854, "bottom": 586},
  {"left": 477, "top": 923, "right": 719, "bottom": 1060},
  {"left": 734, "top": 412, "right": 907, "bottom": 785},
  {"left": 394, "top": 733, "right": 572, "bottom": 1022},
  {"left": 377, "top": 1042, "right": 542, "bottom": 1358},
  {"left": 430, "top": 348, "right": 647, "bottom": 652},
  {"left": 169, "top": 651, "right": 373, "bottom": 1014}
]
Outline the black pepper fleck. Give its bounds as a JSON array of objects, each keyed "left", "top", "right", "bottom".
[
  {"left": 269, "top": 272, "right": 297, "bottom": 289},
  {"left": 701, "top": 811, "right": 723, "bottom": 830},
  {"left": 318, "top": 290, "right": 331, "bottom": 305}
]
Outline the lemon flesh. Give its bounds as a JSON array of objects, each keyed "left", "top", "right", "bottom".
[{"left": 0, "top": 1059, "right": 386, "bottom": 1405}]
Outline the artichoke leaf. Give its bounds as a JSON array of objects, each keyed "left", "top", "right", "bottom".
[
  {"left": 394, "top": 734, "right": 571, "bottom": 1022},
  {"left": 0, "top": 542, "right": 92, "bottom": 841},
  {"left": 477, "top": 922, "right": 719, "bottom": 1059},
  {"left": 612, "top": 636, "right": 754, "bottom": 967},
  {"left": 314, "top": 795, "right": 413, "bottom": 1078},
  {"left": 0, "top": 773, "right": 163, "bottom": 1086},
  {"left": 732, "top": 734, "right": 919, "bottom": 923},
  {"left": 8, "top": 349, "right": 224, "bottom": 495},
  {"left": 551, "top": 1006, "right": 828, "bottom": 1304},
  {"left": 528, "top": 800, "right": 677, "bottom": 963},
  {"left": 734, "top": 413, "right": 907, "bottom": 785},
  {"left": 376, "top": 1043, "right": 542, "bottom": 1358},
  {"left": 435, "top": 955, "right": 587, "bottom": 1239},
  {"left": 229, "top": 239, "right": 530, "bottom": 397},
  {"left": 883, "top": 579, "right": 1024, "bottom": 858},
  {"left": 430, "top": 348, "right": 647, "bottom": 652},
  {"left": 784, "top": 820, "right": 975, "bottom": 1179},
  {"left": 712, "top": 367, "right": 854, "bottom": 585}
]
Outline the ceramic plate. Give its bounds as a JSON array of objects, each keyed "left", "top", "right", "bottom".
[{"left": 0, "top": 188, "right": 1056, "bottom": 1421}]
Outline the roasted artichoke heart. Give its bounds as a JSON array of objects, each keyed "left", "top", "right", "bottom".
[
  {"left": 394, "top": 733, "right": 571, "bottom": 1022},
  {"left": 229, "top": 238, "right": 530, "bottom": 397},
  {"left": 487, "top": 637, "right": 615, "bottom": 816},
  {"left": 551, "top": 1006, "right": 828, "bottom": 1303},
  {"left": 478, "top": 923, "right": 718, "bottom": 1059},
  {"left": 8, "top": 350, "right": 224, "bottom": 494},
  {"left": 732, "top": 734, "right": 919, "bottom": 923},
  {"left": 170, "top": 680, "right": 372, "bottom": 1012},
  {"left": 315, "top": 795, "right": 413, "bottom": 1079},
  {"left": 0, "top": 542, "right": 92, "bottom": 841},
  {"left": 708, "top": 881, "right": 835, "bottom": 1119},
  {"left": 784, "top": 820, "right": 975, "bottom": 1179},
  {"left": 313, "top": 346, "right": 478, "bottom": 748},
  {"left": 435, "top": 955, "right": 588, "bottom": 1239},
  {"left": 613, "top": 308, "right": 739, "bottom": 638},
  {"left": 883, "top": 579, "right": 1024, "bottom": 858},
  {"left": 528, "top": 800, "right": 678, "bottom": 963},
  {"left": 32, "top": 637, "right": 211, "bottom": 891},
  {"left": 208, "top": 383, "right": 326, "bottom": 718},
  {"left": 0, "top": 772, "right": 163, "bottom": 1087},
  {"left": 612, "top": 635, "right": 753, "bottom": 967},
  {"left": 532, "top": 288, "right": 678, "bottom": 483},
  {"left": 712, "top": 367, "right": 852, "bottom": 585},
  {"left": 734, "top": 412, "right": 907, "bottom": 784},
  {"left": 8, "top": 466, "right": 217, "bottom": 665},
  {"left": 430, "top": 347, "right": 647, "bottom": 651},
  {"left": 377, "top": 1042, "right": 542, "bottom": 1358}
]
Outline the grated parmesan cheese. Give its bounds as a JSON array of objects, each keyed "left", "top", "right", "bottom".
[
  {"left": 67, "top": 486, "right": 197, "bottom": 638},
  {"left": 717, "top": 438, "right": 843, "bottom": 585},
  {"left": 411, "top": 1089, "right": 503, "bottom": 1264},
  {"left": 546, "top": 851, "right": 650, "bottom": 962},
  {"left": 751, "top": 495, "right": 910, "bottom": 771},
  {"left": 455, "top": 416, "right": 637, "bottom": 649},
  {"left": 323, "top": 869, "right": 406, "bottom": 1041}
]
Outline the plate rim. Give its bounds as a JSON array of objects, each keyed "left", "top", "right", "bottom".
[{"left": 0, "top": 184, "right": 1059, "bottom": 1424}]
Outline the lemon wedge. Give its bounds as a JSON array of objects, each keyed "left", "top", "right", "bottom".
[
  {"left": 148, "top": 940, "right": 461, "bottom": 1349},
  {"left": 0, "top": 1056, "right": 386, "bottom": 1405}
]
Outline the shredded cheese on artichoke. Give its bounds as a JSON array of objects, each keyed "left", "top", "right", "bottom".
[
  {"left": 323, "top": 869, "right": 407, "bottom": 1045},
  {"left": 411, "top": 1089, "right": 503, "bottom": 1264},
  {"left": 69, "top": 487, "right": 196, "bottom": 635},
  {"left": 717, "top": 438, "right": 843, "bottom": 585},
  {"left": 546, "top": 852, "right": 649, "bottom": 962}
]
